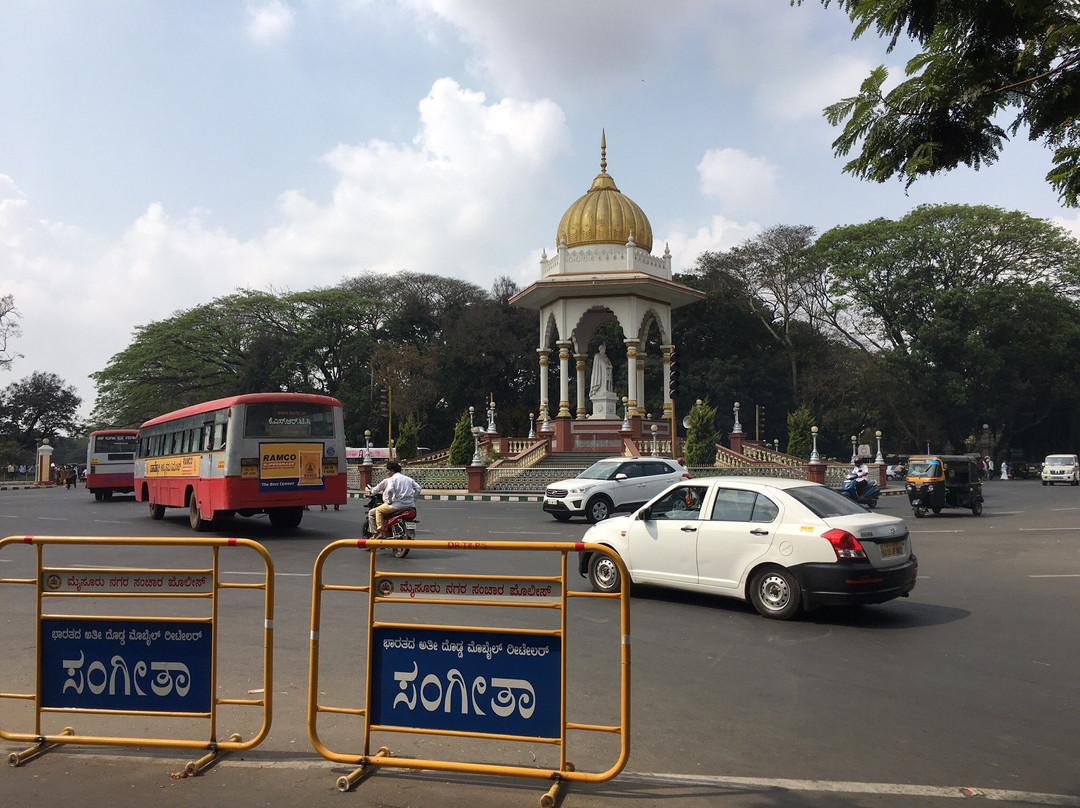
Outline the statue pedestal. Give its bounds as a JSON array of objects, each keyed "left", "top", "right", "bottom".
[{"left": 590, "top": 391, "right": 619, "bottom": 419}]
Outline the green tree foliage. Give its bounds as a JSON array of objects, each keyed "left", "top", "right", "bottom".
[
  {"left": 814, "top": 204, "right": 1080, "bottom": 452},
  {"left": 0, "top": 371, "right": 83, "bottom": 451},
  {"left": 803, "top": 0, "right": 1080, "bottom": 204},
  {"left": 89, "top": 273, "right": 538, "bottom": 449},
  {"left": 786, "top": 406, "right": 815, "bottom": 460},
  {"left": 682, "top": 399, "right": 721, "bottom": 466},
  {"left": 448, "top": 411, "right": 474, "bottom": 465},
  {"left": 673, "top": 265, "right": 795, "bottom": 444},
  {"left": 692, "top": 225, "right": 823, "bottom": 400},
  {"left": 396, "top": 414, "right": 420, "bottom": 461}
]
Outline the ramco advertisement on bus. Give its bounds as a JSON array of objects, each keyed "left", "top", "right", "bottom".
[{"left": 258, "top": 441, "right": 325, "bottom": 491}]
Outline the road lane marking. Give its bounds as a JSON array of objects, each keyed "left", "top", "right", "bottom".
[
  {"left": 1019, "top": 527, "right": 1080, "bottom": 531},
  {"left": 626, "top": 773, "right": 1080, "bottom": 805},
  {"left": 1029, "top": 574, "right": 1080, "bottom": 578}
]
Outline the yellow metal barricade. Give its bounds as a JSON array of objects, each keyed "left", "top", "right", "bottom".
[
  {"left": 307, "top": 538, "right": 630, "bottom": 807},
  {"left": 0, "top": 535, "right": 274, "bottom": 775}
]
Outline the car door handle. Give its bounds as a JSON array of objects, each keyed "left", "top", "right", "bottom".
[
  {"left": 680, "top": 525, "right": 697, "bottom": 532},
  {"left": 750, "top": 528, "right": 769, "bottom": 535}
]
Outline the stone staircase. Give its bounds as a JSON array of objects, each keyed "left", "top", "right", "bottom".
[{"left": 485, "top": 452, "right": 603, "bottom": 493}]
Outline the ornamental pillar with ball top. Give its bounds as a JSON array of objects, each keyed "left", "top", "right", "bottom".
[{"left": 807, "top": 426, "right": 825, "bottom": 484}]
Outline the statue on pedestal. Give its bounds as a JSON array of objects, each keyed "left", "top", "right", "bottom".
[{"left": 589, "top": 344, "right": 618, "bottom": 419}]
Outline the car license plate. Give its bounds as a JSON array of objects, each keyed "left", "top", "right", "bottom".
[
  {"left": 879, "top": 540, "right": 904, "bottom": 558},
  {"left": 545, "top": 498, "right": 558, "bottom": 506},
  {"left": 405, "top": 521, "right": 417, "bottom": 530}
]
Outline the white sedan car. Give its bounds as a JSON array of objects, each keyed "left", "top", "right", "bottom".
[{"left": 578, "top": 476, "right": 917, "bottom": 620}]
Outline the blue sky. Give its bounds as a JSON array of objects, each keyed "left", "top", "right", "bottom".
[{"left": 2, "top": 1, "right": 1076, "bottom": 417}]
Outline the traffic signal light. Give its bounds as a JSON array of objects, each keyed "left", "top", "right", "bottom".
[
  {"left": 375, "top": 387, "right": 388, "bottom": 418},
  {"left": 669, "top": 356, "right": 681, "bottom": 398}
]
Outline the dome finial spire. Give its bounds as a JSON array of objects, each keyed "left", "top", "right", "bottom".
[{"left": 600, "top": 129, "right": 607, "bottom": 174}]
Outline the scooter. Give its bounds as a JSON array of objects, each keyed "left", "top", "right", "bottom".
[
  {"left": 360, "top": 487, "right": 417, "bottom": 558},
  {"left": 841, "top": 473, "right": 880, "bottom": 509}
]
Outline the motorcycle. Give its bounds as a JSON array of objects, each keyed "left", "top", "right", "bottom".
[
  {"left": 360, "top": 487, "right": 417, "bottom": 558},
  {"left": 841, "top": 473, "right": 880, "bottom": 509}
]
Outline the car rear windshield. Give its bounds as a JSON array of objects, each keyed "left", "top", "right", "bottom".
[{"left": 786, "top": 485, "right": 869, "bottom": 518}]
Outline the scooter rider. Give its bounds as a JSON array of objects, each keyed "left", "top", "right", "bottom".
[
  {"left": 368, "top": 461, "right": 421, "bottom": 538},
  {"left": 851, "top": 456, "right": 871, "bottom": 497}
]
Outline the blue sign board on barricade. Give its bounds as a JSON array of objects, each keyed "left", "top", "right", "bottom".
[
  {"left": 40, "top": 617, "right": 212, "bottom": 713},
  {"left": 371, "top": 627, "right": 560, "bottom": 739}
]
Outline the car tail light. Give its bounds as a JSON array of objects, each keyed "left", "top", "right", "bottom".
[{"left": 823, "top": 528, "right": 867, "bottom": 560}]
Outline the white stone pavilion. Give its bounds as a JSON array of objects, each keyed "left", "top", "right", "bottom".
[{"left": 510, "top": 133, "right": 704, "bottom": 452}]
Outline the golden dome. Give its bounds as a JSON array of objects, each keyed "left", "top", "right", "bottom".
[{"left": 556, "top": 132, "right": 653, "bottom": 253}]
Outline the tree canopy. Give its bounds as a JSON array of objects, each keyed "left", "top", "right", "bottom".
[
  {"left": 803, "top": 0, "right": 1080, "bottom": 205},
  {"left": 0, "top": 371, "right": 83, "bottom": 452}
]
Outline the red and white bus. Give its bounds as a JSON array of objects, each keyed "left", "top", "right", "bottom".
[
  {"left": 86, "top": 429, "right": 140, "bottom": 500},
  {"left": 135, "top": 393, "right": 347, "bottom": 531}
]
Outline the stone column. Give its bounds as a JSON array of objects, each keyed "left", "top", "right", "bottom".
[
  {"left": 662, "top": 345, "right": 674, "bottom": 419},
  {"left": 636, "top": 353, "right": 646, "bottom": 417},
  {"left": 537, "top": 348, "right": 550, "bottom": 420},
  {"left": 575, "top": 353, "right": 587, "bottom": 419},
  {"left": 557, "top": 341, "right": 572, "bottom": 418},
  {"left": 623, "top": 339, "right": 639, "bottom": 417}
]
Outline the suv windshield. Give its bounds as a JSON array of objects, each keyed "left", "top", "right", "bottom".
[
  {"left": 1046, "top": 456, "right": 1076, "bottom": 466},
  {"left": 578, "top": 460, "right": 624, "bottom": 480},
  {"left": 787, "top": 485, "right": 869, "bottom": 518}
]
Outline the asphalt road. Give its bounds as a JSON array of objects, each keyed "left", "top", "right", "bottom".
[{"left": 1, "top": 480, "right": 1078, "bottom": 808}]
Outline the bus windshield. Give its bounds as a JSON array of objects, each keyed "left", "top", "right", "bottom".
[{"left": 244, "top": 401, "right": 336, "bottom": 438}]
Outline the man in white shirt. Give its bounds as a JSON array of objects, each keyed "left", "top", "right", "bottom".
[
  {"left": 368, "top": 461, "right": 421, "bottom": 537},
  {"left": 851, "top": 456, "right": 870, "bottom": 496}
]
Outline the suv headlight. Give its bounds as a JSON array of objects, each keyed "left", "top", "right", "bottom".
[{"left": 568, "top": 484, "right": 594, "bottom": 495}]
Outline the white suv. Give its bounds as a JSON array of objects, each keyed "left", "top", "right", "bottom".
[
  {"left": 1041, "top": 454, "right": 1079, "bottom": 486},
  {"left": 543, "top": 456, "right": 690, "bottom": 523}
]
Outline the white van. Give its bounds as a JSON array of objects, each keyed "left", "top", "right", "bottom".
[{"left": 1041, "top": 454, "right": 1079, "bottom": 486}]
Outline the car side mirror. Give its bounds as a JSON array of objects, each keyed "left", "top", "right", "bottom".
[
  {"left": 614, "top": 473, "right": 627, "bottom": 481},
  {"left": 638, "top": 507, "right": 652, "bottom": 521}
]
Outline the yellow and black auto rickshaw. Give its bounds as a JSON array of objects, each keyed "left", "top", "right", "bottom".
[{"left": 904, "top": 455, "right": 984, "bottom": 517}]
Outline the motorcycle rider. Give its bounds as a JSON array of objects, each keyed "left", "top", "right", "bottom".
[
  {"left": 851, "top": 456, "right": 871, "bottom": 499},
  {"left": 368, "top": 461, "right": 421, "bottom": 538}
]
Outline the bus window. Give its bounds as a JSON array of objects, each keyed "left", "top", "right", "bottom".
[{"left": 213, "top": 423, "right": 227, "bottom": 450}]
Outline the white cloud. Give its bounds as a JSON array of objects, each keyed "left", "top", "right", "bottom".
[
  {"left": 396, "top": 0, "right": 707, "bottom": 96},
  {"left": 760, "top": 55, "right": 872, "bottom": 124},
  {"left": 246, "top": 0, "right": 295, "bottom": 45},
  {"left": 1, "top": 80, "right": 573, "bottom": 412},
  {"left": 663, "top": 214, "right": 762, "bottom": 273},
  {"left": 697, "top": 148, "right": 778, "bottom": 210},
  {"left": 1052, "top": 212, "right": 1080, "bottom": 240}
]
